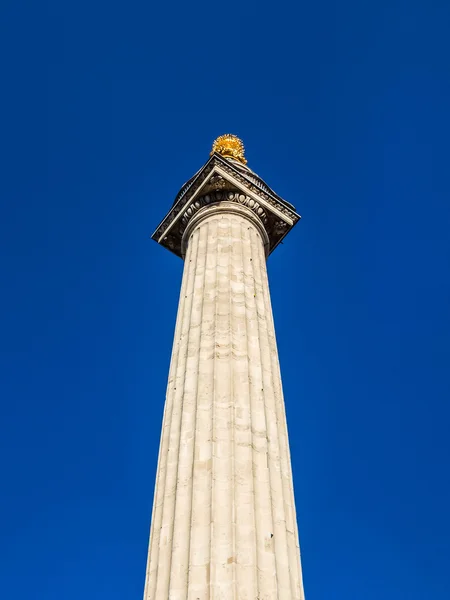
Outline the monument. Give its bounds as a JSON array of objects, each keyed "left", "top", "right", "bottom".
[{"left": 143, "top": 135, "right": 305, "bottom": 599}]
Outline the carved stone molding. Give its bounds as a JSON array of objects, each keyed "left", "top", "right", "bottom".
[{"left": 180, "top": 189, "right": 268, "bottom": 234}]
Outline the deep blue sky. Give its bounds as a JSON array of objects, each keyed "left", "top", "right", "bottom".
[{"left": 1, "top": 0, "right": 450, "bottom": 598}]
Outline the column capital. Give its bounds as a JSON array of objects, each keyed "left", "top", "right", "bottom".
[{"left": 152, "top": 153, "right": 301, "bottom": 258}]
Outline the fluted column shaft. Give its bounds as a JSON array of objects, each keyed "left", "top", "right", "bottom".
[{"left": 144, "top": 206, "right": 305, "bottom": 600}]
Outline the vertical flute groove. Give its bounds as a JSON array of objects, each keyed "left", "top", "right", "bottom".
[
  {"left": 229, "top": 220, "right": 237, "bottom": 600},
  {"left": 145, "top": 243, "right": 192, "bottom": 599},
  {"left": 209, "top": 218, "right": 219, "bottom": 598},
  {"left": 169, "top": 224, "right": 209, "bottom": 596},
  {"left": 155, "top": 228, "right": 200, "bottom": 598},
  {"left": 211, "top": 217, "right": 234, "bottom": 596},
  {"left": 148, "top": 232, "right": 196, "bottom": 599},
  {"left": 241, "top": 220, "right": 260, "bottom": 595},
  {"left": 242, "top": 222, "right": 278, "bottom": 595},
  {"left": 168, "top": 227, "right": 201, "bottom": 593},
  {"left": 251, "top": 227, "right": 291, "bottom": 598},
  {"left": 248, "top": 225, "right": 279, "bottom": 597},
  {"left": 260, "top": 252, "right": 305, "bottom": 599},
  {"left": 188, "top": 219, "right": 217, "bottom": 599},
  {"left": 186, "top": 222, "right": 210, "bottom": 595},
  {"left": 238, "top": 219, "right": 258, "bottom": 598}
]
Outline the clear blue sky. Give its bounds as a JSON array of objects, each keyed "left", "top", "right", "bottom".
[{"left": 1, "top": 0, "right": 449, "bottom": 598}]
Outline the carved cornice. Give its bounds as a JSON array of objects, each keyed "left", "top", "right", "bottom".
[{"left": 152, "top": 154, "right": 300, "bottom": 258}]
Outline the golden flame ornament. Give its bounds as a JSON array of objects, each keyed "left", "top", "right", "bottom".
[{"left": 210, "top": 134, "right": 247, "bottom": 164}]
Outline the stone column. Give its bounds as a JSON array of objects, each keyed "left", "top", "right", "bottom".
[{"left": 143, "top": 203, "right": 305, "bottom": 600}]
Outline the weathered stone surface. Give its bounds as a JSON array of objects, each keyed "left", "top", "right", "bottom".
[{"left": 144, "top": 206, "right": 305, "bottom": 599}]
